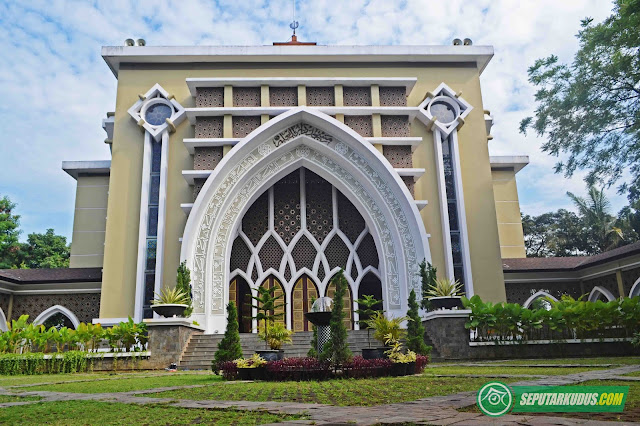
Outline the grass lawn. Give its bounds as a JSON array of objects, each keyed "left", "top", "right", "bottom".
[
  {"left": 0, "top": 400, "right": 305, "bottom": 425},
  {"left": 0, "top": 371, "right": 209, "bottom": 387},
  {"left": 485, "top": 357, "right": 640, "bottom": 366},
  {"left": 425, "top": 366, "right": 608, "bottom": 376},
  {"left": 143, "top": 376, "right": 517, "bottom": 406},
  {"left": 21, "top": 373, "right": 223, "bottom": 394}
]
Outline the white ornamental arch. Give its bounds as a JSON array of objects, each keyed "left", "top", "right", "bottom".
[
  {"left": 587, "top": 286, "right": 616, "bottom": 303},
  {"left": 33, "top": 305, "right": 81, "bottom": 329},
  {"left": 181, "top": 108, "right": 431, "bottom": 333}
]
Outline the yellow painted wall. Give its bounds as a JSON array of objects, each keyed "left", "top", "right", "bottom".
[
  {"left": 491, "top": 169, "right": 526, "bottom": 258},
  {"left": 69, "top": 175, "right": 109, "bottom": 268},
  {"left": 99, "top": 61, "right": 507, "bottom": 319}
]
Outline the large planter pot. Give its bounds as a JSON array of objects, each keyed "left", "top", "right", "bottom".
[
  {"left": 406, "top": 361, "right": 416, "bottom": 375},
  {"left": 390, "top": 362, "right": 407, "bottom": 377},
  {"left": 151, "top": 304, "right": 187, "bottom": 318},
  {"left": 256, "top": 349, "right": 284, "bottom": 362},
  {"left": 250, "top": 366, "right": 267, "bottom": 381},
  {"left": 362, "top": 347, "right": 388, "bottom": 359},
  {"left": 429, "top": 296, "right": 463, "bottom": 310},
  {"left": 237, "top": 368, "right": 252, "bottom": 381}
]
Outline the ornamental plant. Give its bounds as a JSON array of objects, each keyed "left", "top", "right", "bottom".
[
  {"left": 364, "top": 312, "right": 407, "bottom": 346},
  {"left": 258, "top": 321, "right": 293, "bottom": 350},
  {"left": 249, "top": 286, "right": 286, "bottom": 350},
  {"left": 419, "top": 259, "right": 437, "bottom": 309},
  {"left": 355, "top": 294, "right": 383, "bottom": 348},
  {"left": 320, "top": 270, "right": 352, "bottom": 365},
  {"left": 234, "top": 353, "right": 266, "bottom": 368},
  {"left": 151, "top": 287, "right": 190, "bottom": 305},
  {"left": 213, "top": 301, "right": 243, "bottom": 371},
  {"left": 425, "top": 278, "right": 464, "bottom": 298},
  {"left": 176, "top": 261, "right": 193, "bottom": 317},
  {"left": 406, "top": 289, "right": 431, "bottom": 356}
]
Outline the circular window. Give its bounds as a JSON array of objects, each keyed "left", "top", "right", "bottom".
[
  {"left": 143, "top": 101, "right": 173, "bottom": 126},
  {"left": 427, "top": 96, "right": 460, "bottom": 125}
]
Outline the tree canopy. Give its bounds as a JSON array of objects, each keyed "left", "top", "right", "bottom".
[
  {"left": 0, "top": 196, "right": 70, "bottom": 269},
  {"left": 520, "top": 0, "right": 640, "bottom": 201}
]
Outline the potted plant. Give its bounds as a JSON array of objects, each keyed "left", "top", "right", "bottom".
[
  {"left": 385, "top": 334, "right": 416, "bottom": 376},
  {"left": 355, "top": 294, "right": 384, "bottom": 359},
  {"left": 234, "top": 353, "right": 267, "bottom": 380},
  {"left": 362, "top": 312, "right": 407, "bottom": 359},
  {"left": 258, "top": 321, "right": 293, "bottom": 361},
  {"left": 425, "top": 278, "right": 465, "bottom": 310},
  {"left": 151, "top": 287, "right": 189, "bottom": 317},
  {"left": 250, "top": 286, "right": 288, "bottom": 361}
]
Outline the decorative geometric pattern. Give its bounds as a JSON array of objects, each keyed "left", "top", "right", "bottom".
[
  {"left": 242, "top": 192, "right": 269, "bottom": 247},
  {"left": 417, "top": 83, "right": 473, "bottom": 136},
  {"left": 350, "top": 260, "right": 359, "bottom": 282},
  {"left": 344, "top": 115, "right": 373, "bottom": 137},
  {"left": 127, "top": 83, "right": 186, "bottom": 142},
  {"left": 284, "top": 262, "right": 292, "bottom": 282},
  {"left": 194, "top": 147, "right": 223, "bottom": 170},
  {"left": 381, "top": 115, "right": 410, "bottom": 137},
  {"left": 622, "top": 267, "right": 640, "bottom": 296},
  {"left": 195, "top": 117, "right": 224, "bottom": 138},
  {"left": 292, "top": 276, "right": 319, "bottom": 332},
  {"left": 196, "top": 87, "right": 224, "bottom": 108},
  {"left": 583, "top": 275, "right": 620, "bottom": 299},
  {"left": 337, "top": 192, "right": 365, "bottom": 244},
  {"left": 251, "top": 264, "right": 259, "bottom": 283},
  {"left": 230, "top": 237, "right": 251, "bottom": 272},
  {"left": 306, "top": 87, "right": 335, "bottom": 106},
  {"left": 317, "top": 264, "right": 326, "bottom": 282},
  {"left": 270, "top": 87, "right": 298, "bottom": 107},
  {"left": 291, "top": 235, "right": 317, "bottom": 271},
  {"left": 273, "top": 171, "right": 301, "bottom": 245},
  {"left": 505, "top": 282, "right": 583, "bottom": 305},
  {"left": 233, "top": 116, "right": 261, "bottom": 138},
  {"left": 402, "top": 176, "right": 415, "bottom": 196},
  {"left": 187, "top": 120, "right": 424, "bottom": 315},
  {"left": 325, "top": 235, "right": 350, "bottom": 271},
  {"left": 193, "top": 179, "right": 206, "bottom": 201},
  {"left": 10, "top": 294, "right": 100, "bottom": 325},
  {"left": 380, "top": 87, "right": 407, "bottom": 106},
  {"left": 259, "top": 236, "right": 284, "bottom": 272},
  {"left": 343, "top": 87, "right": 371, "bottom": 106},
  {"left": 273, "top": 123, "right": 333, "bottom": 146},
  {"left": 383, "top": 145, "right": 412, "bottom": 168},
  {"left": 233, "top": 87, "right": 261, "bottom": 107},
  {"left": 145, "top": 104, "right": 172, "bottom": 126},
  {"left": 357, "top": 233, "right": 379, "bottom": 269},
  {"left": 305, "top": 170, "right": 333, "bottom": 244}
]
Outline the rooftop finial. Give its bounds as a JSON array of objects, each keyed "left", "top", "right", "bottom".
[{"left": 273, "top": 0, "right": 316, "bottom": 46}]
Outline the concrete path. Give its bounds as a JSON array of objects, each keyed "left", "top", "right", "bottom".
[{"left": 1, "top": 364, "right": 639, "bottom": 425}]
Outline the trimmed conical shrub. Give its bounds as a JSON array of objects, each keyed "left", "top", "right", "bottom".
[
  {"left": 321, "top": 270, "right": 352, "bottom": 365},
  {"left": 406, "top": 289, "right": 431, "bottom": 356},
  {"left": 213, "top": 301, "right": 243, "bottom": 371}
]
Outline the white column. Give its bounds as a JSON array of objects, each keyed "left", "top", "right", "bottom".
[
  {"left": 432, "top": 130, "right": 455, "bottom": 280},
  {"left": 134, "top": 132, "right": 153, "bottom": 322},
  {"left": 154, "top": 131, "right": 170, "bottom": 297},
  {"left": 450, "top": 131, "right": 474, "bottom": 296}
]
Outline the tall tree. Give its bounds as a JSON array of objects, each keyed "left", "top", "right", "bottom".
[
  {"left": 567, "top": 186, "right": 624, "bottom": 253},
  {"left": 0, "top": 196, "right": 22, "bottom": 269},
  {"left": 520, "top": 0, "right": 640, "bottom": 202},
  {"left": 522, "top": 209, "right": 588, "bottom": 257},
  {"left": 19, "top": 229, "right": 70, "bottom": 269}
]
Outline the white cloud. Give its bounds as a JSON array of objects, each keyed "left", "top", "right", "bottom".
[{"left": 0, "top": 0, "right": 625, "bottom": 241}]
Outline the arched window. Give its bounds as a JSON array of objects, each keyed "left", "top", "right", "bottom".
[
  {"left": 630, "top": 278, "right": 640, "bottom": 298},
  {"left": 33, "top": 305, "right": 80, "bottom": 329},
  {"left": 326, "top": 274, "right": 354, "bottom": 330},
  {"left": 229, "top": 276, "right": 252, "bottom": 333},
  {"left": 0, "top": 308, "right": 7, "bottom": 332},
  {"left": 357, "top": 272, "right": 383, "bottom": 323},
  {"left": 587, "top": 286, "right": 616, "bottom": 303},
  {"left": 291, "top": 275, "right": 319, "bottom": 332},
  {"left": 523, "top": 291, "right": 557, "bottom": 310},
  {"left": 259, "top": 276, "right": 287, "bottom": 328}
]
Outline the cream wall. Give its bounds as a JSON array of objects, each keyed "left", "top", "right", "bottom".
[
  {"left": 491, "top": 168, "right": 526, "bottom": 258},
  {"left": 99, "top": 61, "right": 506, "bottom": 319},
  {"left": 69, "top": 175, "right": 109, "bottom": 268}
]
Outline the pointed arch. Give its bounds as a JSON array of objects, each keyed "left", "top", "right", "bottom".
[
  {"left": 523, "top": 291, "right": 558, "bottom": 309},
  {"left": 588, "top": 286, "right": 616, "bottom": 302},
  {"left": 33, "top": 305, "right": 80, "bottom": 329},
  {"left": 181, "top": 108, "right": 430, "bottom": 332},
  {"left": 630, "top": 277, "right": 640, "bottom": 298},
  {"left": 0, "top": 308, "right": 7, "bottom": 332}
]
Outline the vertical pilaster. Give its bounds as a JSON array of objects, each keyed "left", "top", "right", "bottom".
[
  {"left": 298, "top": 85, "right": 306, "bottom": 106},
  {"left": 154, "top": 131, "right": 170, "bottom": 301},
  {"left": 335, "top": 84, "right": 344, "bottom": 123},
  {"left": 616, "top": 270, "right": 625, "bottom": 299},
  {"left": 223, "top": 85, "right": 233, "bottom": 156},
  {"left": 134, "top": 132, "right": 152, "bottom": 321}
]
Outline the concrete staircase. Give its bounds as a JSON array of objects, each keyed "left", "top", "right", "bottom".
[{"left": 179, "top": 330, "right": 374, "bottom": 370}]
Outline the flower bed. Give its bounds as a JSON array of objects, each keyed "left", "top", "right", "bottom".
[{"left": 218, "top": 355, "right": 429, "bottom": 381}]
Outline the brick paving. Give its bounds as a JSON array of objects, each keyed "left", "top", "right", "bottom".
[{"left": 1, "top": 364, "right": 639, "bottom": 425}]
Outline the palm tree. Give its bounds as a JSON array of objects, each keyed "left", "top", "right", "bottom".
[{"left": 567, "top": 186, "right": 623, "bottom": 253}]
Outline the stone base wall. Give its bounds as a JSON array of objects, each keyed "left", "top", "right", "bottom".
[
  {"left": 147, "top": 322, "right": 203, "bottom": 369},
  {"left": 423, "top": 313, "right": 640, "bottom": 360}
]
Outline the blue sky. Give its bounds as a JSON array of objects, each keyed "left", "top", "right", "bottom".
[{"left": 0, "top": 0, "right": 624, "bottom": 242}]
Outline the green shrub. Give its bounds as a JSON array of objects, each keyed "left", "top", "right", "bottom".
[
  {"left": 320, "top": 270, "right": 352, "bottom": 366},
  {"left": 406, "top": 289, "right": 431, "bottom": 356},
  {"left": 213, "top": 301, "right": 243, "bottom": 371},
  {"left": 463, "top": 294, "right": 640, "bottom": 341}
]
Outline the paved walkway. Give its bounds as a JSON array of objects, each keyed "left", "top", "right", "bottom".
[{"left": 1, "top": 364, "right": 640, "bottom": 425}]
